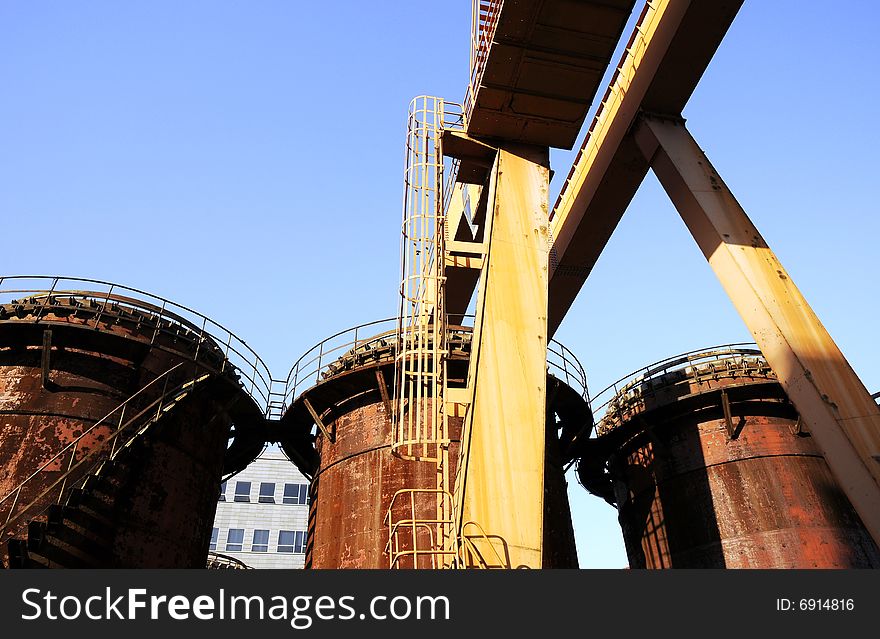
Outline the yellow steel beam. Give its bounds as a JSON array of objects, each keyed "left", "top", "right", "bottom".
[
  {"left": 454, "top": 145, "right": 550, "bottom": 569},
  {"left": 633, "top": 114, "right": 880, "bottom": 544},
  {"left": 547, "top": 0, "right": 742, "bottom": 336}
]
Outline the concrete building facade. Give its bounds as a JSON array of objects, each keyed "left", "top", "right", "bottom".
[{"left": 211, "top": 448, "right": 310, "bottom": 569}]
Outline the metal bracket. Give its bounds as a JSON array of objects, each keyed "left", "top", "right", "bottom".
[
  {"left": 447, "top": 239, "right": 486, "bottom": 256},
  {"left": 720, "top": 390, "right": 747, "bottom": 440},
  {"left": 445, "top": 387, "right": 471, "bottom": 406},
  {"left": 721, "top": 390, "right": 735, "bottom": 439},
  {"left": 303, "top": 396, "right": 334, "bottom": 443},
  {"left": 375, "top": 370, "right": 393, "bottom": 416},
  {"left": 41, "top": 329, "right": 53, "bottom": 390},
  {"left": 789, "top": 417, "right": 807, "bottom": 437}
]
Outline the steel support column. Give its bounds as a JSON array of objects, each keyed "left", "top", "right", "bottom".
[
  {"left": 634, "top": 114, "right": 880, "bottom": 545},
  {"left": 454, "top": 145, "right": 550, "bottom": 568}
]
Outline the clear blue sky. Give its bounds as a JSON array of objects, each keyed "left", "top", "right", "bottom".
[{"left": 2, "top": 1, "right": 877, "bottom": 568}]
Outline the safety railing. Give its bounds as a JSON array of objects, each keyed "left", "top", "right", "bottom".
[
  {"left": 441, "top": 101, "right": 466, "bottom": 216},
  {"left": 283, "top": 317, "right": 589, "bottom": 407},
  {"left": 385, "top": 488, "right": 458, "bottom": 569},
  {"left": 0, "top": 363, "right": 207, "bottom": 540},
  {"left": 548, "top": 339, "right": 589, "bottom": 400},
  {"left": 0, "top": 276, "right": 274, "bottom": 417},
  {"left": 283, "top": 318, "right": 400, "bottom": 410},
  {"left": 0, "top": 279, "right": 590, "bottom": 428},
  {"left": 588, "top": 343, "right": 770, "bottom": 435},
  {"left": 206, "top": 552, "right": 252, "bottom": 569},
  {"left": 550, "top": 0, "right": 660, "bottom": 224},
  {"left": 459, "top": 520, "right": 508, "bottom": 569},
  {"left": 464, "top": 0, "right": 503, "bottom": 119}
]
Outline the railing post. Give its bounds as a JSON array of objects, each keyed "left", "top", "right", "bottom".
[
  {"left": 194, "top": 316, "right": 208, "bottom": 362},
  {"left": 316, "top": 343, "right": 323, "bottom": 384},
  {"left": 151, "top": 300, "right": 167, "bottom": 345},
  {"left": 5, "top": 486, "right": 21, "bottom": 526},
  {"left": 561, "top": 349, "right": 570, "bottom": 387},
  {"left": 157, "top": 373, "right": 171, "bottom": 420},
  {"left": 222, "top": 333, "right": 232, "bottom": 373},
  {"left": 57, "top": 441, "right": 78, "bottom": 504},
  {"left": 111, "top": 403, "right": 127, "bottom": 458},
  {"left": 93, "top": 284, "right": 115, "bottom": 329}
]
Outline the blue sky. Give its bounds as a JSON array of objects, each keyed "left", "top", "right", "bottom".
[{"left": 2, "top": 1, "right": 877, "bottom": 568}]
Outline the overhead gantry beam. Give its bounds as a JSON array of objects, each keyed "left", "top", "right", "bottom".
[
  {"left": 633, "top": 114, "right": 880, "bottom": 545},
  {"left": 540, "top": 0, "right": 880, "bottom": 545},
  {"left": 466, "top": 0, "right": 637, "bottom": 149},
  {"left": 448, "top": 0, "right": 880, "bottom": 560},
  {"left": 548, "top": 0, "right": 743, "bottom": 335}
]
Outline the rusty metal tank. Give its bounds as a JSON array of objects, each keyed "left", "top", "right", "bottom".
[
  {"left": 0, "top": 276, "right": 266, "bottom": 568},
  {"left": 280, "top": 319, "right": 590, "bottom": 569},
  {"left": 578, "top": 345, "right": 880, "bottom": 568}
]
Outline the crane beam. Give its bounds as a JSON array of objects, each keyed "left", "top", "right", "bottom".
[
  {"left": 547, "top": 0, "right": 743, "bottom": 335},
  {"left": 633, "top": 114, "right": 880, "bottom": 545},
  {"left": 466, "top": 0, "right": 637, "bottom": 149}
]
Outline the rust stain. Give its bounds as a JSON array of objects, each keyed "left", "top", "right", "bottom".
[
  {"left": 1, "top": 301, "right": 234, "bottom": 568},
  {"left": 598, "top": 360, "right": 880, "bottom": 568}
]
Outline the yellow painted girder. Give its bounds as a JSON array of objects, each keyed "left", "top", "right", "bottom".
[
  {"left": 634, "top": 114, "right": 880, "bottom": 544},
  {"left": 453, "top": 146, "right": 550, "bottom": 569}
]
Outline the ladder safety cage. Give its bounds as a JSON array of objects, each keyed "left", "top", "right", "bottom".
[{"left": 390, "top": 95, "right": 463, "bottom": 569}]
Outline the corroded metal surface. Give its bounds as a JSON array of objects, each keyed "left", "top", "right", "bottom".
[
  {"left": 106, "top": 382, "right": 230, "bottom": 567},
  {"left": 0, "top": 293, "right": 238, "bottom": 568},
  {"left": 301, "top": 328, "right": 589, "bottom": 569},
  {"left": 309, "top": 400, "right": 463, "bottom": 569},
  {"left": 584, "top": 349, "right": 880, "bottom": 568},
  {"left": 0, "top": 349, "right": 128, "bottom": 549}
]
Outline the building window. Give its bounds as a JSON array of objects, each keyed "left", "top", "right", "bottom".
[
  {"left": 252, "top": 529, "right": 269, "bottom": 552},
  {"left": 209, "top": 528, "right": 218, "bottom": 551},
  {"left": 278, "top": 530, "right": 306, "bottom": 554},
  {"left": 283, "top": 483, "right": 309, "bottom": 505},
  {"left": 259, "top": 482, "right": 275, "bottom": 503},
  {"left": 234, "top": 481, "right": 251, "bottom": 502},
  {"left": 226, "top": 528, "right": 244, "bottom": 552},
  {"left": 218, "top": 481, "right": 226, "bottom": 501}
]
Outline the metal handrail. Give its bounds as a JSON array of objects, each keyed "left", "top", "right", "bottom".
[
  {"left": 464, "top": 0, "right": 503, "bottom": 119},
  {"left": 0, "top": 278, "right": 590, "bottom": 427},
  {"left": 550, "top": 0, "right": 659, "bottom": 224},
  {"left": 206, "top": 552, "right": 252, "bottom": 569},
  {"left": 460, "top": 519, "right": 507, "bottom": 569},
  {"left": 385, "top": 488, "right": 457, "bottom": 569},
  {"left": 284, "top": 316, "right": 589, "bottom": 409},
  {"left": 440, "top": 101, "right": 466, "bottom": 215},
  {"left": 0, "top": 365, "right": 208, "bottom": 539},
  {"left": 0, "top": 275, "right": 273, "bottom": 416},
  {"left": 588, "top": 343, "right": 769, "bottom": 427}
]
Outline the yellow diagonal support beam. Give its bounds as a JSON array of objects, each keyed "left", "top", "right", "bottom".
[{"left": 634, "top": 114, "right": 880, "bottom": 545}]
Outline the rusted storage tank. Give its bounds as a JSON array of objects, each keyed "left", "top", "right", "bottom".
[
  {"left": 578, "top": 346, "right": 880, "bottom": 568},
  {"left": 0, "top": 277, "right": 264, "bottom": 568},
  {"left": 280, "top": 321, "right": 590, "bottom": 569}
]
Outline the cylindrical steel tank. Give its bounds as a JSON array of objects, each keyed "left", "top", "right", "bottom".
[
  {"left": 281, "top": 321, "right": 590, "bottom": 569},
  {"left": 579, "top": 346, "right": 880, "bottom": 568},
  {"left": 310, "top": 396, "right": 464, "bottom": 569},
  {"left": 0, "top": 279, "right": 258, "bottom": 568}
]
